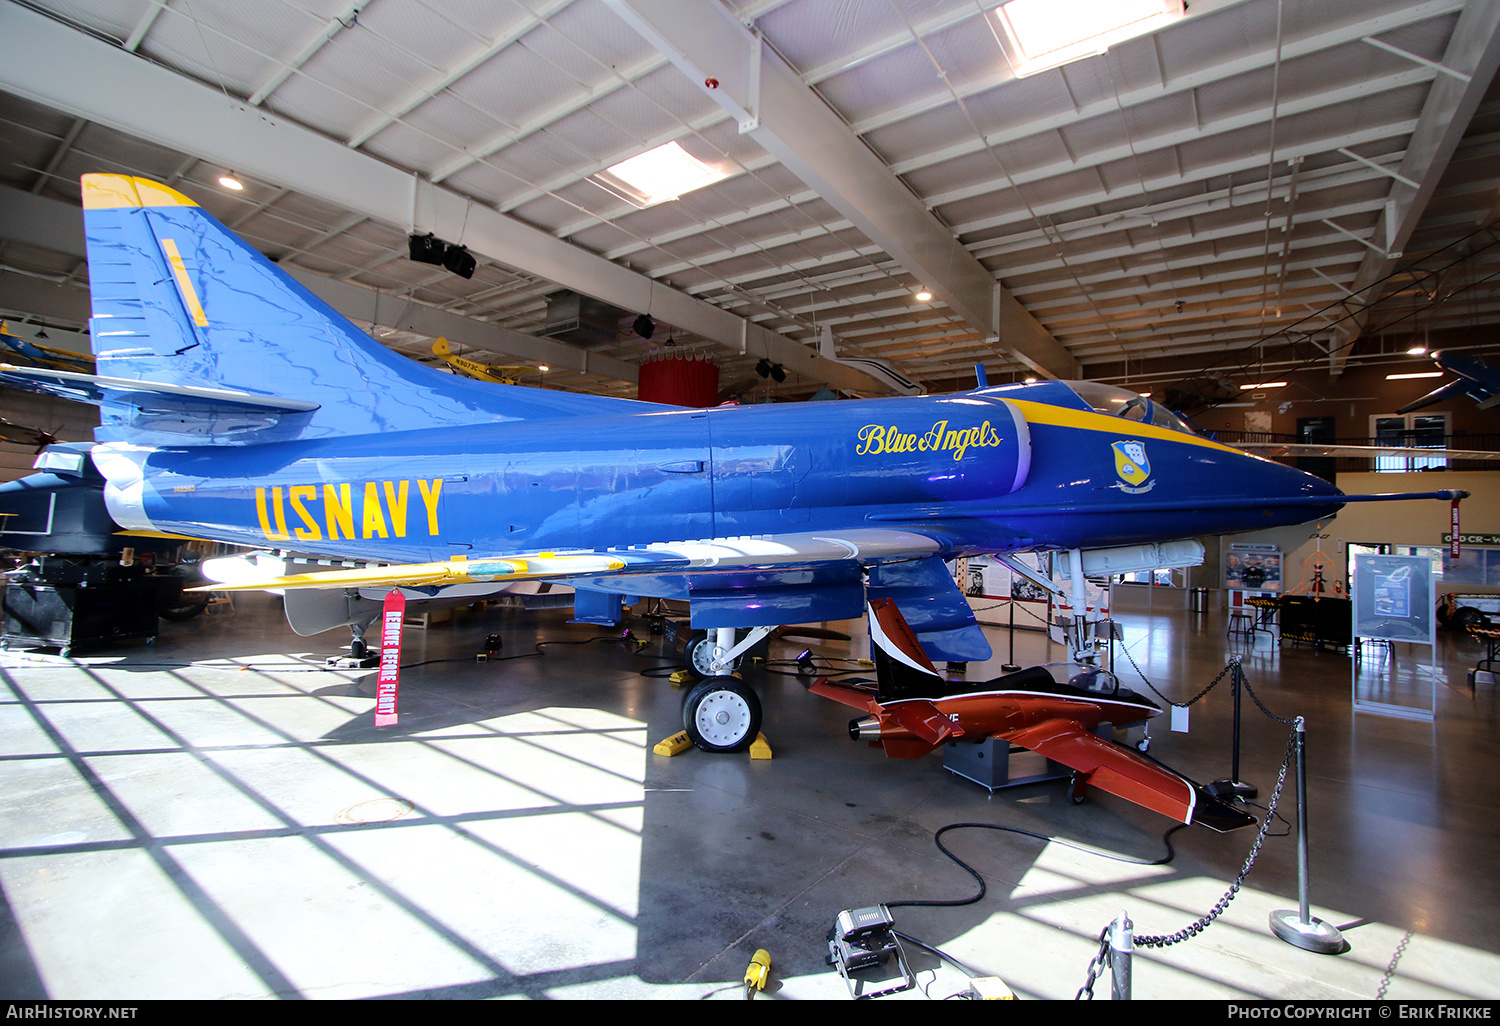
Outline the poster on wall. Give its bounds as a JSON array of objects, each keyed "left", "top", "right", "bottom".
[
  {"left": 1225, "top": 544, "right": 1283, "bottom": 592},
  {"left": 954, "top": 554, "right": 1054, "bottom": 603}
]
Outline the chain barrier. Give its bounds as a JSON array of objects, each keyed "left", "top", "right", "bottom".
[
  {"left": 1120, "top": 641, "right": 1232, "bottom": 708},
  {"left": 1239, "top": 673, "right": 1297, "bottom": 726},
  {"left": 1077, "top": 927, "right": 1112, "bottom": 1000},
  {"left": 1121, "top": 640, "right": 1295, "bottom": 726},
  {"left": 1135, "top": 721, "right": 1297, "bottom": 947},
  {"left": 1076, "top": 722, "right": 1299, "bottom": 997}
]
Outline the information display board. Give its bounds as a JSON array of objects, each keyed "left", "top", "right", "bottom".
[
  {"left": 1351, "top": 554, "right": 1434, "bottom": 642},
  {"left": 1350, "top": 553, "right": 1436, "bottom": 721}
]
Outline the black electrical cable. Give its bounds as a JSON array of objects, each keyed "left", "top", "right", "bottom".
[{"left": 885, "top": 820, "right": 1188, "bottom": 911}]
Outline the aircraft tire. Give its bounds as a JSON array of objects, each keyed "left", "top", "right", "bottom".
[{"left": 682, "top": 678, "right": 761, "bottom": 753}]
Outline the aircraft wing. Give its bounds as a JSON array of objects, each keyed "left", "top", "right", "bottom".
[
  {"left": 1236, "top": 441, "right": 1500, "bottom": 461},
  {"left": 1394, "top": 378, "right": 1477, "bottom": 415},
  {"left": 1008, "top": 718, "right": 1255, "bottom": 832},
  {"left": 196, "top": 529, "right": 945, "bottom": 592}
]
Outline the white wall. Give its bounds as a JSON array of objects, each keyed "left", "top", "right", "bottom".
[{"left": 1221, "top": 471, "right": 1500, "bottom": 598}]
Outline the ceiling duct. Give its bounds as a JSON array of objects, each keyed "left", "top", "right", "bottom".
[{"left": 543, "top": 291, "right": 625, "bottom": 348}]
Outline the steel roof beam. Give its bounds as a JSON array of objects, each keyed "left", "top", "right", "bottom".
[
  {"left": 544, "top": 2, "right": 1459, "bottom": 261},
  {"left": 0, "top": 3, "right": 889, "bottom": 395},
  {"left": 1329, "top": 0, "right": 1500, "bottom": 375},
  {"left": 602, "top": 0, "right": 1077, "bottom": 379}
]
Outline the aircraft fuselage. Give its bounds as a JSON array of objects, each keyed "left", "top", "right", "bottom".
[{"left": 98, "top": 389, "right": 1342, "bottom": 567}]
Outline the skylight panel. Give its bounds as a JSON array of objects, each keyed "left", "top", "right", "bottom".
[
  {"left": 592, "top": 141, "right": 727, "bottom": 208},
  {"left": 992, "top": 0, "right": 1186, "bottom": 78}
]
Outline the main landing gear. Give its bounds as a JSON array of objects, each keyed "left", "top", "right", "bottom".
[
  {"left": 679, "top": 625, "right": 770, "bottom": 753},
  {"left": 683, "top": 677, "right": 762, "bottom": 753}
]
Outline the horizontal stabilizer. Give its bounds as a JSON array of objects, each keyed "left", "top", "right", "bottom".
[
  {"left": 0, "top": 363, "right": 319, "bottom": 415},
  {"left": 886, "top": 699, "right": 964, "bottom": 747},
  {"left": 806, "top": 678, "right": 878, "bottom": 712}
]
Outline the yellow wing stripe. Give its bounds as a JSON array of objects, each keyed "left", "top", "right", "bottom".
[{"left": 160, "top": 238, "right": 210, "bottom": 328}]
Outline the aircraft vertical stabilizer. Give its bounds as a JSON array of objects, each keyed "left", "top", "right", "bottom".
[{"left": 76, "top": 174, "right": 653, "bottom": 445}]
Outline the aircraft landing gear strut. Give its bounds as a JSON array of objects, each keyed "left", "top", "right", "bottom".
[
  {"left": 680, "top": 625, "right": 770, "bottom": 752},
  {"left": 327, "top": 619, "right": 381, "bottom": 669}
]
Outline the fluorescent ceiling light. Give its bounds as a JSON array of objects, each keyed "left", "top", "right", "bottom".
[
  {"left": 992, "top": 0, "right": 1185, "bottom": 78},
  {"left": 1387, "top": 371, "right": 1444, "bottom": 380},
  {"left": 592, "top": 141, "right": 727, "bottom": 208},
  {"left": 1240, "top": 381, "right": 1288, "bottom": 389}
]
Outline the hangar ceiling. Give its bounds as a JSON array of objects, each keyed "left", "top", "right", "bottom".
[{"left": 1, "top": 0, "right": 1499, "bottom": 403}]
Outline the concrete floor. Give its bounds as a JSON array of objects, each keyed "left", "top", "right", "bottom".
[{"left": 1, "top": 591, "right": 1497, "bottom": 1001}]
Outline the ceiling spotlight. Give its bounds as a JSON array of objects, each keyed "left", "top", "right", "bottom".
[
  {"left": 1024, "top": 377, "right": 1037, "bottom": 384},
  {"left": 633, "top": 313, "right": 656, "bottom": 339},
  {"left": 770, "top": 363, "right": 786, "bottom": 383},
  {"left": 537, "top": 364, "right": 549, "bottom": 373},
  {"left": 756, "top": 358, "right": 772, "bottom": 378},
  {"left": 218, "top": 173, "right": 243, "bottom": 191},
  {"left": 1407, "top": 345, "right": 1428, "bottom": 356},
  {"left": 914, "top": 289, "right": 933, "bottom": 302}
]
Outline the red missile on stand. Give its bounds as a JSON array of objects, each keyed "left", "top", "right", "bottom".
[{"left": 809, "top": 599, "right": 1255, "bottom": 832}]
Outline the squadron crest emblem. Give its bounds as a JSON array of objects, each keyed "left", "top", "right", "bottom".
[{"left": 1113, "top": 440, "right": 1154, "bottom": 494}]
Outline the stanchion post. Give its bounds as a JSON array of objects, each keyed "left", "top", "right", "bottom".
[
  {"left": 1110, "top": 912, "right": 1133, "bottom": 1000},
  {"left": 1269, "top": 716, "right": 1346, "bottom": 953},
  {"left": 1003, "top": 595, "right": 1019, "bottom": 672},
  {"left": 1210, "top": 658, "right": 1258, "bottom": 799}
]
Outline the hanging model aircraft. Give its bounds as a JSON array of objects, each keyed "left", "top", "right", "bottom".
[
  {"left": 0, "top": 175, "right": 1470, "bottom": 755},
  {"left": 1396, "top": 350, "right": 1500, "bottom": 414},
  {"left": 810, "top": 599, "right": 1256, "bottom": 832}
]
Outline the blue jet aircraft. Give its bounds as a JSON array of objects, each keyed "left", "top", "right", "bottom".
[
  {"left": 1397, "top": 350, "right": 1500, "bottom": 413},
  {"left": 0, "top": 175, "right": 1468, "bottom": 752}
]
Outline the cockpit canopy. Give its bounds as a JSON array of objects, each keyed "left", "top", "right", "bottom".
[
  {"left": 975, "top": 379, "right": 1199, "bottom": 436},
  {"left": 1065, "top": 381, "right": 1198, "bottom": 436}
]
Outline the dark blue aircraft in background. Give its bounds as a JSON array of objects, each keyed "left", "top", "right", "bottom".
[
  {"left": 0, "top": 175, "right": 1466, "bottom": 754},
  {"left": 1397, "top": 350, "right": 1500, "bottom": 413}
]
